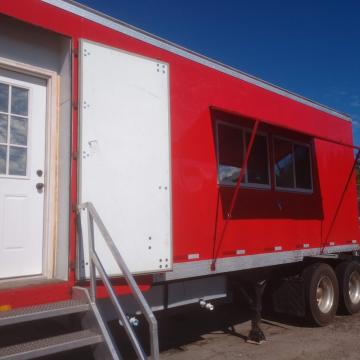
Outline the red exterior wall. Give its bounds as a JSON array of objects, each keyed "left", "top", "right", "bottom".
[{"left": 0, "top": 0, "right": 358, "bottom": 307}]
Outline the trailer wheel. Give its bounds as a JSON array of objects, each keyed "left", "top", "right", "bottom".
[
  {"left": 336, "top": 261, "right": 360, "bottom": 315},
  {"left": 303, "top": 263, "right": 338, "bottom": 326}
]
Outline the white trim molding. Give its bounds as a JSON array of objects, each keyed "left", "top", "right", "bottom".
[{"left": 0, "top": 56, "right": 60, "bottom": 280}]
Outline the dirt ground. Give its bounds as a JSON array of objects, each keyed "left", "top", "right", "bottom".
[
  {"left": 6, "top": 301, "right": 360, "bottom": 359},
  {"left": 157, "top": 303, "right": 360, "bottom": 360}
]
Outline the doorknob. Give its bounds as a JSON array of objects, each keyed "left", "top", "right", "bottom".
[{"left": 36, "top": 183, "right": 45, "bottom": 192}]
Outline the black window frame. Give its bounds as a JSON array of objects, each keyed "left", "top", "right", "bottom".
[
  {"left": 216, "top": 121, "right": 271, "bottom": 189},
  {"left": 273, "top": 136, "right": 314, "bottom": 193}
]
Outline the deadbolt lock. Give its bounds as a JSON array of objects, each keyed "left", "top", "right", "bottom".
[{"left": 36, "top": 183, "right": 45, "bottom": 192}]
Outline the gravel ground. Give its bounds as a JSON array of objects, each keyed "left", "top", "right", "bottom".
[
  {"left": 3, "top": 302, "right": 360, "bottom": 359},
  {"left": 158, "top": 303, "right": 360, "bottom": 360}
]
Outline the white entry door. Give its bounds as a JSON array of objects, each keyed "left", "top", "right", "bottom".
[{"left": 0, "top": 68, "right": 47, "bottom": 279}]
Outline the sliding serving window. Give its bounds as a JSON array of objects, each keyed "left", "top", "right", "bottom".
[
  {"left": 245, "top": 132, "right": 269, "bottom": 185},
  {"left": 217, "top": 122, "right": 270, "bottom": 188},
  {"left": 274, "top": 137, "right": 313, "bottom": 192}
]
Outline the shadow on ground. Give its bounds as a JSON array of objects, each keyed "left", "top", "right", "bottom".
[
  {"left": 5, "top": 302, "right": 310, "bottom": 359},
  {"left": 107, "top": 301, "right": 309, "bottom": 359}
]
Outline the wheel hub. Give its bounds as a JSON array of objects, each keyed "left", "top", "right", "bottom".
[
  {"left": 316, "top": 275, "right": 334, "bottom": 313},
  {"left": 349, "top": 271, "right": 360, "bottom": 305}
]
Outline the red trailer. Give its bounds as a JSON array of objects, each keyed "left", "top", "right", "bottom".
[{"left": 0, "top": 1, "right": 359, "bottom": 359}]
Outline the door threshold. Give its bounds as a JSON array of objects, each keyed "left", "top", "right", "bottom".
[{"left": 0, "top": 276, "right": 66, "bottom": 291}]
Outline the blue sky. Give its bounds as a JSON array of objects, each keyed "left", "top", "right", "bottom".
[{"left": 77, "top": 0, "right": 360, "bottom": 144}]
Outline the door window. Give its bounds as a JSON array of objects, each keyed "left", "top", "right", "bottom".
[{"left": 0, "top": 83, "right": 29, "bottom": 176}]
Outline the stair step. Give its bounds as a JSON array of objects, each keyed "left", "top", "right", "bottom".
[
  {"left": 0, "top": 329, "right": 103, "bottom": 360},
  {"left": 0, "top": 300, "right": 90, "bottom": 326}
]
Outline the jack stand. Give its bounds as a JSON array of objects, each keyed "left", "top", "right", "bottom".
[{"left": 246, "top": 280, "right": 267, "bottom": 345}]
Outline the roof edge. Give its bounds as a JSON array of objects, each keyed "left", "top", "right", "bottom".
[{"left": 41, "top": 0, "right": 351, "bottom": 122}]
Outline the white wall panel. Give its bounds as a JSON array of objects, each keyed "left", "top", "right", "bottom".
[{"left": 79, "top": 40, "right": 172, "bottom": 276}]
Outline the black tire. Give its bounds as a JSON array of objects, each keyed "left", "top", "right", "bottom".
[
  {"left": 336, "top": 261, "right": 360, "bottom": 315},
  {"left": 302, "top": 263, "right": 339, "bottom": 326}
]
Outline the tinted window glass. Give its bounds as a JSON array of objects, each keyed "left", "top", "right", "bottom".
[
  {"left": 246, "top": 133, "right": 269, "bottom": 184},
  {"left": 218, "top": 124, "right": 243, "bottom": 185},
  {"left": 294, "top": 144, "right": 312, "bottom": 189},
  {"left": 274, "top": 139, "right": 294, "bottom": 188}
]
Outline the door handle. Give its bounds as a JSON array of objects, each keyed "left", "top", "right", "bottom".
[{"left": 36, "top": 183, "right": 45, "bottom": 192}]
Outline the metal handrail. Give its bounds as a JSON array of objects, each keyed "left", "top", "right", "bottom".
[{"left": 79, "top": 202, "right": 159, "bottom": 360}]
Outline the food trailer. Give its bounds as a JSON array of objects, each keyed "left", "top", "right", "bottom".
[{"left": 0, "top": 1, "right": 359, "bottom": 359}]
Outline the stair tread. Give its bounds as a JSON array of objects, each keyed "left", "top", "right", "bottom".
[
  {"left": 0, "top": 300, "right": 89, "bottom": 325},
  {"left": 0, "top": 329, "right": 102, "bottom": 359}
]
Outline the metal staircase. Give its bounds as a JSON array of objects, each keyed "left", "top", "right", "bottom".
[
  {"left": 0, "top": 202, "right": 160, "bottom": 360},
  {"left": 0, "top": 330, "right": 103, "bottom": 359},
  {"left": 0, "top": 294, "right": 106, "bottom": 359}
]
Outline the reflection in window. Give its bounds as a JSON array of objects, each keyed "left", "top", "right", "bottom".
[
  {"left": 11, "top": 87, "right": 28, "bottom": 116},
  {"left": 10, "top": 116, "right": 28, "bottom": 146},
  {"left": 0, "top": 145, "right": 6, "bottom": 174},
  {"left": 0, "top": 114, "right": 8, "bottom": 143},
  {"left": 218, "top": 124, "right": 243, "bottom": 186},
  {"left": 0, "top": 83, "right": 9, "bottom": 113},
  {"left": 274, "top": 138, "right": 312, "bottom": 191},
  {"left": 274, "top": 139, "right": 294, "bottom": 188},
  {"left": 217, "top": 122, "right": 270, "bottom": 187},
  {"left": 9, "top": 146, "right": 27, "bottom": 176},
  {"left": 0, "top": 82, "right": 29, "bottom": 177}
]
